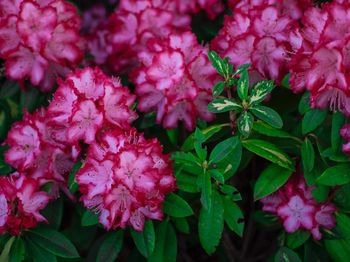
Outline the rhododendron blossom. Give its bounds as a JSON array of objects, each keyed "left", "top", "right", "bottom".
[
  {"left": 0, "top": 173, "right": 50, "bottom": 235},
  {"left": 76, "top": 129, "right": 176, "bottom": 231},
  {"left": 4, "top": 108, "right": 78, "bottom": 196},
  {"left": 0, "top": 0, "right": 83, "bottom": 91},
  {"left": 47, "top": 67, "right": 137, "bottom": 144},
  {"left": 260, "top": 174, "right": 336, "bottom": 240},
  {"left": 289, "top": 1, "right": 350, "bottom": 116},
  {"left": 211, "top": 0, "right": 308, "bottom": 84},
  {"left": 132, "top": 31, "right": 219, "bottom": 130},
  {"left": 341, "top": 123, "right": 350, "bottom": 156}
]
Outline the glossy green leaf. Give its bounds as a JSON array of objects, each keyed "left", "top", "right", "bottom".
[
  {"left": 250, "top": 106, "right": 283, "bottom": 129},
  {"left": 274, "top": 247, "right": 302, "bottom": 262},
  {"left": 223, "top": 196, "right": 244, "bottom": 237},
  {"left": 213, "top": 81, "right": 225, "bottom": 97},
  {"left": 237, "top": 111, "right": 253, "bottom": 137},
  {"left": 0, "top": 237, "right": 15, "bottom": 262},
  {"left": 199, "top": 190, "right": 224, "bottom": 254},
  {"left": 325, "top": 239, "right": 350, "bottom": 262},
  {"left": 208, "top": 169, "right": 225, "bottom": 184},
  {"left": 149, "top": 221, "right": 177, "bottom": 262},
  {"left": 253, "top": 121, "right": 299, "bottom": 141},
  {"left": 96, "top": 231, "right": 123, "bottom": 262},
  {"left": 81, "top": 210, "right": 99, "bottom": 227},
  {"left": 9, "top": 237, "right": 25, "bottom": 262},
  {"left": 209, "top": 136, "right": 240, "bottom": 164},
  {"left": 249, "top": 80, "right": 274, "bottom": 105},
  {"left": 163, "top": 193, "right": 194, "bottom": 218},
  {"left": 27, "top": 228, "right": 79, "bottom": 258},
  {"left": 298, "top": 92, "right": 311, "bottom": 115},
  {"left": 24, "top": 237, "right": 57, "bottom": 262},
  {"left": 332, "top": 112, "right": 346, "bottom": 152},
  {"left": 316, "top": 164, "right": 350, "bottom": 186},
  {"left": 237, "top": 70, "right": 249, "bottom": 101},
  {"left": 242, "top": 139, "right": 294, "bottom": 170},
  {"left": 131, "top": 221, "right": 155, "bottom": 258},
  {"left": 200, "top": 171, "right": 212, "bottom": 210},
  {"left": 301, "top": 138, "right": 315, "bottom": 172},
  {"left": 173, "top": 217, "right": 190, "bottom": 234},
  {"left": 254, "top": 164, "right": 293, "bottom": 200},
  {"left": 208, "top": 51, "right": 231, "bottom": 78},
  {"left": 208, "top": 98, "right": 241, "bottom": 113},
  {"left": 302, "top": 109, "right": 327, "bottom": 135},
  {"left": 286, "top": 231, "right": 310, "bottom": 249},
  {"left": 220, "top": 185, "right": 242, "bottom": 201}
]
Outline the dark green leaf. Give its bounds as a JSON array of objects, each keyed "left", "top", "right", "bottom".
[
  {"left": 68, "top": 161, "right": 82, "bottom": 193},
  {"left": 301, "top": 138, "right": 315, "bottom": 173},
  {"left": 131, "top": 221, "right": 155, "bottom": 258},
  {"left": 27, "top": 228, "right": 79, "bottom": 258},
  {"left": 208, "top": 51, "right": 230, "bottom": 78},
  {"left": 9, "top": 237, "right": 25, "bottom": 262},
  {"left": 254, "top": 164, "right": 293, "bottom": 200},
  {"left": 253, "top": 121, "right": 300, "bottom": 141},
  {"left": 237, "top": 70, "right": 249, "bottom": 101},
  {"left": 163, "top": 193, "right": 194, "bottom": 218},
  {"left": 0, "top": 80, "right": 19, "bottom": 99},
  {"left": 172, "top": 152, "right": 202, "bottom": 175},
  {"left": 334, "top": 184, "right": 350, "bottom": 212},
  {"left": 223, "top": 197, "right": 244, "bottom": 237},
  {"left": 250, "top": 106, "right": 283, "bottom": 129},
  {"left": 200, "top": 171, "right": 212, "bottom": 210},
  {"left": 41, "top": 198, "right": 63, "bottom": 230},
  {"left": 194, "top": 128, "right": 207, "bottom": 161},
  {"left": 208, "top": 98, "right": 241, "bottom": 113},
  {"left": 175, "top": 170, "right": 199, "bottom": 193},
  {"left": 286, "top": 231, "right": 310, "bottom": 249},
  {"left": 20, "top": 87, "right": 39, "bottom": 113},
  {"left": 274, "top": 247, "right": 302, "bottom": 262},
  {"left": 81, "top": 210, "right": 99, "bottom": 227},
  {"left": 148, "top": 221, "right": 177, "bottom": 262},
  {"left": 325, "top": 239, "right": 350, "bottom": 262},
  {"left": 220, "top": 185, "right": 242, "bottom": 201},
  {"left": 209, "top": 136, "right": 240, "bottom": 164},
  {"left": 249, "top": 80, "right": 274, "bottom": 105},
  {"left": 96, "top": 231, "right": 123, "bottom": 262},
  {"left": 332, "top": 112, "right": 346, "bottom": 152},
  {"left": 0, "top": 237, "right": 14, "bottom": 261},
  {"left": 233, "top": 64, "right": 250, "bottom": 77},
  {"left": 213, "top": 81, "right": 225, "bottom": 97},
  {"left": 302, "top": 109, "right": 327, "bottom": 135},
  {"left": 208, "top": 169, "right": 225, "bottom": 184},
  {"left": 238, "top": 111, "right": 253, "bottom": 137},
  {"left": 298, "top": 92, "right": 311, "bottom": 115},
  {"left": 24, "top": 237, "right": 57, "bottom": 262},
  {"left": 242, "top": 139, "right": 294, "bottom": 170},
  {"left": 316, "top": 164, "right": 350, "bottom": 186},
  {"left": 173, "top": 218, "right": 190, "bottom": 234},
  {"left": 199, "top": 190, "right": 224, "bottom": 254}
]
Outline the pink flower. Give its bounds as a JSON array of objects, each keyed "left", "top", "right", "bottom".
[
  {"left": 340, "top": 124, "right": 350, "bottom": 156},
  {"left": 289, "top": 1, "right": 350, "bottom": 116},
  {"left": 47, "top": 67, "right": 137, "bottom": 144},
  {"left": 76, "top": 129, "right": 176, "bottom": 231},
  {"left": 132, "top": 31, "right": 219, "bottom": 130},
  {"left": 260, "top": 174, "right": 337, "bottom": 239},
  {"left": 0, "top": 173, "right": 50, "bottom": 235},
  {"left": 0, "top": 0, "right": 83, "bottom": 91},
  {"left": 212, "top": 0, "right": 309, "bottom": 84}
]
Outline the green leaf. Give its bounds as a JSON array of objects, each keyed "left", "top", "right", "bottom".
[
  {"left": 182, "top": 124, "right": 230, "bottom": 151},
  {"left": 334, "top": 213, "right": 350, "bottom": 239},
  {"left": 0, "top": 80, "right": 19, "bottom": 99},
  {"left": 81, "top": 210, "right": 99, "bottom": 227},
  {"left": 208, "top": 51, "right": 231, "bottom": 78},
  {"left": 250, "top": 106, "right": 283, "bottom": 129},
  {"left": 27, "top": 228, "right": 79, "bottom": 258},
  {"left": 302, "top": 109, "right": 327, "bottom": 135},
  {"left": 208, "top": 169, "right": 225, "bottom": 184},
  {"left": 254, "top": 164, "right": 293, "bottom": 200},
  {"left": 208, "top": 98, "right": 241, "bottom": 113},
  {"left": 237, "top": 111, "right": 253, "bottom": 137},
  {"left": 316, "top": 164, "right": 350, "bottom": 186},
  {"left": 223, "top": 197, "right": 244, "bottom": 237},
  {"left": 175, "top": 170, "right": 199, "bottom": 193},
  {"left": 274, "top": 247, "right": 302, "bottom": 262},
  {"left": 194, "top": 128, "right": 207, "bottom": 161},
  {"left": 325, "top": 239, "right": 350, "bottom": 262},
  {"left": 0, "top": 237, "right": 15, "bottom": 262},
  {"left": 131, "top": 221, "right": 155, "bottom": 258},
  {"left": 198, "top": 190, "right": 224, "bottom": 255},
  {"left": 172, "top": 152, "right": 202, "bottom": 175},
  {"left": 298, "top": 92, "right": 311, "bottom": 115},
  {"left": 334, "top": 184, "right": 350, "bottom": 212},
  {"left": 249, "top": 80, "right": 274, "bottom": 105},
  {"left": 242, "top": 139, "right": 294, "bottom": 170},
  {"left": 96, "top": 231, "right": 123, "bottom": 262},
  {"left": 173, "top": 218, "right": 190, "bottom": 234},
  {"left": 213, "top": 81, "right": 225, "bottom": 97},
  {"left": 286, "top": 231, "right": 310, "bottom": 249},
  {"left": 68, "top": 161, "right": 82, "bottom": 193},
  {"left": 9, "top": 237, "right": 25, "bottom": 262},
  {"left": 332, "top": 112, "right": 346, "bottom": 152},
  {"left": 24, "top": 237, "right": 57, "bottom": 262},
  {"left": 163, "top": 193, "right": 194, "bottom": 218},
  {"left": 149, "top": 221, "right": 177, "bottom": 262},
  {"left": 253, "top": 121, "right": 299, "bottom": 141},
  {"left": 20, "top": 87, "right": 39, "bottom": 113},
  {"left": 301, "top": 138, "right": 315, "bottom": 173},
  {"left": 237, "top": 69, "right": 249, "bottom": 101},
  {"left": 209, "top": 136, "right": 242, "bottom": 180},
  {"left": 233, "top": 64, "right": 250, "bottom": 77},
  {"left": 41, "top": 198, "right": 63, "bottom": 230},
  {"left": 220, "top": 185, "right": 242, "bottom": 201},
  {"left": 200, "top": 171, "right": 212, "bottom": 210}
]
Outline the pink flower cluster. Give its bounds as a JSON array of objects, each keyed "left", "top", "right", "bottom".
[
  {"left": 132, "top": 31, "right": 219, "bottom": 130},
  {"left": 289, "top": 0, "right": 350, "bottom": 116},
  {"left": 47, "top": 67, "right": 137, "bottom": 144},
  {"left": 76, "top": 129, "right": 175, "bottom": 231},
  {"left": 0, "top": 0, "right": 83, "bottom": 91},
  {"left": 5, "top": 108, "right": 78, "bottom": 197},
  {"left": 261, "top": 174, "right": 336, "bottom": 240},
  {"left": 0, "top": 173, "right": 50, "bottom": 235},
  {"left": 211, "top": 0, "right": 312, "bottom": 84},
  {"left": 340, "top": 124, "right": 350, "bottom": 156}
]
